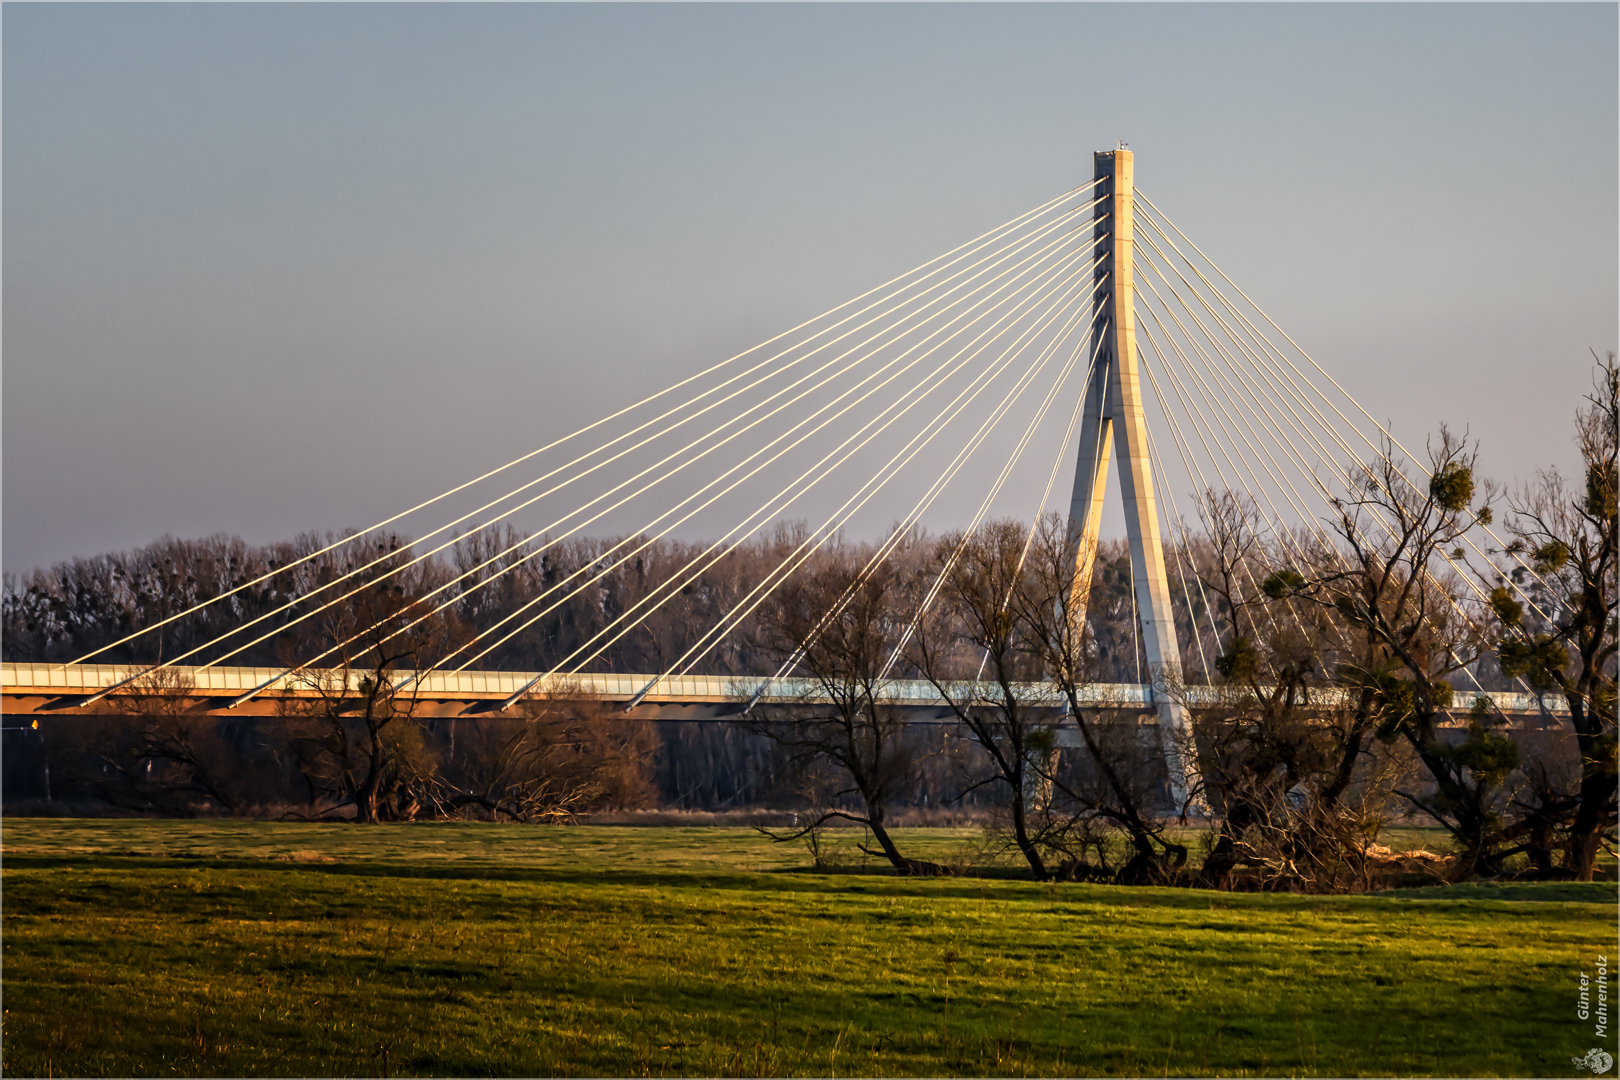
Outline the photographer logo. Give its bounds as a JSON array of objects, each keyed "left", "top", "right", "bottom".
[{"left": 1573, "top": 1048, "right": 1614, "bottom": 1074}]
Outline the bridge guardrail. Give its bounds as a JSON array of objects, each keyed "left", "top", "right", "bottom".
[{"left": 1, "top": 662, "right": 1570, "bottom": 716}]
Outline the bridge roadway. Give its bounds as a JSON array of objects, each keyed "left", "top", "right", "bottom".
[{"left": 1, "top": 662, "right": 1570, "bottom": 741}]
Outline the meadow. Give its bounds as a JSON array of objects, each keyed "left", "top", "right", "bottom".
[{"left": 2, "top": 819, "right": 1613, "bottom": 1077}]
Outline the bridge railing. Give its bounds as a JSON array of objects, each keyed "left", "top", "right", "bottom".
[{"left": 1, "top": 662, "right": 1570, "bottom": 716}]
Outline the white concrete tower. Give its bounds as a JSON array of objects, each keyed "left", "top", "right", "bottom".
[{"left": 1065, "top": 149, "right": 1195, "bottom": 804}]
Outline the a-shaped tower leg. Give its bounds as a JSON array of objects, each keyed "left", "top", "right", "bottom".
[{"left": 1065, "top": 149, "right": 1196, "bottom": 809}]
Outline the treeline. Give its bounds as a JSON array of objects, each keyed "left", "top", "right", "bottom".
[
  {"left": 1, "top": 524, "right": 1172, "bottom": 684},
  {"left": 2, "top": 357, "right": 1614, "bottom": 888},
  {"left": 3, "top": 523, "right": 820, "bottom": 676}
]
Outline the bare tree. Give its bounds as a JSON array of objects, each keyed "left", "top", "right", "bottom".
[
  {"left": 67, "top": 668, "right": 254, "bottom": 813},
  {"left": 277, "top": 548, "right": 467, "bottom": 823},
  {"left": 1282, "top": 428, "right": 1511, "bottom": 879},
  {"left": 1489, "top": 352, "right": 1618, "bottom": 879},
  {"left": 907, "top": 521, "right": 1072, "bottom": 879},
  {"left": 434, "top": 691, "right": 656, "bottom": 821},
  {"left": 748, "top": 551, "right": 938, "bottom": 874},
  {"left": 1011, "top": 513, "right": 1188, "bottom": 884},
  {"left": 1180, "top": 493, "right": 1381, "bottom": 887}
]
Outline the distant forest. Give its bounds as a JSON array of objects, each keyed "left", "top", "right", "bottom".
[{"left": 3, "top": 522, "right": 1175, "bottom": 684}]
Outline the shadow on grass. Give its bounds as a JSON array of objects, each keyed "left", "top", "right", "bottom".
[
  {"left": 1381, "top": 880, "right": 1618, "bottom": 904},
  {"left": 6, "top": 853, "right": 1613, "bottom": 908}
]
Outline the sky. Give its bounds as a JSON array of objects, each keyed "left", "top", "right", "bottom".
[{"left": 4, "top": 3, "right": 1616, "bottom": 574}]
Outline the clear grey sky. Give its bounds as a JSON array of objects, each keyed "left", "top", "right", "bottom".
[{"left": 5, "top": 3, "right": 1616, "bottom": 573}]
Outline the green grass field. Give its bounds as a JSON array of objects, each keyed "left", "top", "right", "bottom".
[{"left": 3, "top": 820, "right": 1614, "bottom": 1077}]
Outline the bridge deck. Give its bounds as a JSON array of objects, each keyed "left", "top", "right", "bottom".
[{"left": 0, "top": 662, "right": 1570, "bottom": 723}]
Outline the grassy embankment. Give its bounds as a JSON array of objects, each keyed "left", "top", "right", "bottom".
[{"left": 3, "top": 819, "right": 1614, "bottom": 1077}]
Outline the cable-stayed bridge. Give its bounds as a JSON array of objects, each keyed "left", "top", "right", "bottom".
[{"left": 2, "top": 149, "right": 1567, "bottom": 747}]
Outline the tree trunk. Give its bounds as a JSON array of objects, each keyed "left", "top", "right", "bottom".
[
  {"left": 1568, "top": 758, "right": 1617, "bottom": 881},
  {"left": 1008, "top": 794, "right": 1047, "bottom": 879},
  {"left": 866, "top": 818, "right": 916, "bottom": 874},
  {"left": 358, "top": 727, "right": 385, "bottom": 824},
  {"left": 1566, "top": 697, "right": 1618, "bottom": 882},
  {"left": 1319, "top": 693, "right": 1376, "bottom": 809}
]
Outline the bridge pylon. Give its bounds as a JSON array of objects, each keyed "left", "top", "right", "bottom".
[{"left": 1065, "top": 148, "right": 1196, "bottom": 808}]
